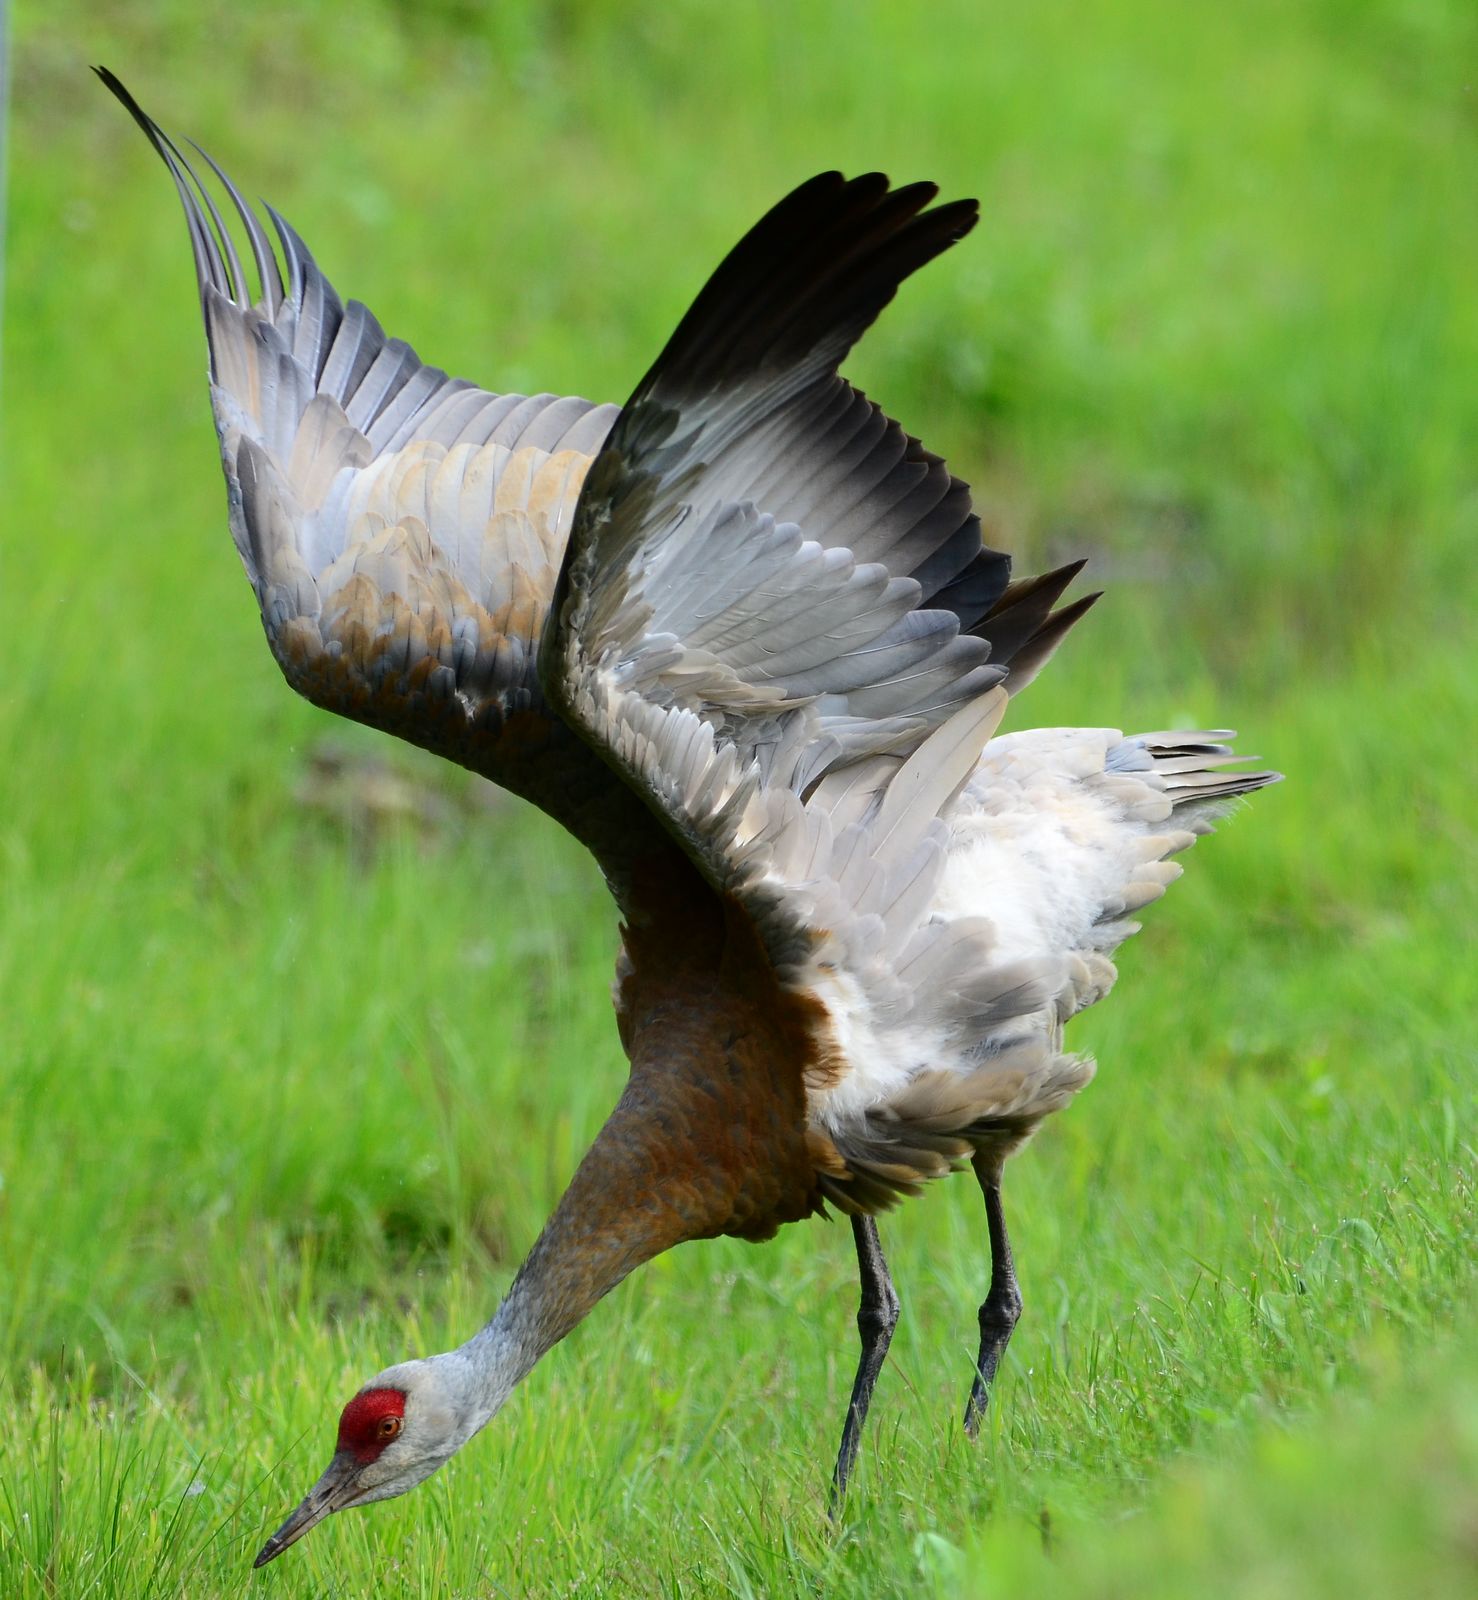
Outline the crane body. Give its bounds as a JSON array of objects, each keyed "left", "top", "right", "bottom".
[{"left": 97, "top": 70, "right": 1279, "bottom": 1566}]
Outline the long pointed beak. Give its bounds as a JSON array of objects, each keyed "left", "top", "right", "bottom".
[{"left": 253, "top": 1450, "right": 365, "bottom": 1568}]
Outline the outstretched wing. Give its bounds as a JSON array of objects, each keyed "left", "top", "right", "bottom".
[
  {"left": 542, "top": 172, "right": 1094, "bottom": 1087},
  {"left": 100, "top": 70, "right": 619, "bottom": 810}
]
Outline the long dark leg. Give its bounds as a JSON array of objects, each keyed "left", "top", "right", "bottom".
[
  {"left": 829, "top": 1215, "right": 900, "bottom": 1513},
  {"left": 963, "top": 1151, "right": 1022, "bottom": 1438}
]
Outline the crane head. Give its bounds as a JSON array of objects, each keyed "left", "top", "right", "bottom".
[{"left": 253, "top": 1359, "right": 469, "bottom": 1566}]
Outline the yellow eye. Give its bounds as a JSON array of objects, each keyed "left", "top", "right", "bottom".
[{"left": 379, "top": 1416, "right": 402, "bottom": 1440}]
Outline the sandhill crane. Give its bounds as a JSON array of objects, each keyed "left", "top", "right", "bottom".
[{"left": 99, "top": 69, "right": 1279, "bottom": 1567}]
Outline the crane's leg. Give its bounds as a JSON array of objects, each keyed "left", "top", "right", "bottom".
[
  {"left": 829, "top": 1215, "right": 899, "bottom": 1515},
  {"left": 963, "top": 1150, "right": 1021, "bottom": 1438}
]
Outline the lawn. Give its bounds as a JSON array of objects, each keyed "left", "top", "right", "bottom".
[{"left": 2, "top": 1, "right": 1474, "bottom": 1595}]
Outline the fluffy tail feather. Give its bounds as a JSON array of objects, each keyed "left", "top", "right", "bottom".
[{"left": 1108, "top": 732, "right": 1282, "bottom": 830}]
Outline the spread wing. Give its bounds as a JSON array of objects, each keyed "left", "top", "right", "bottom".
[
  {"left": 542, "top": 172, "right": 1095, "bottom": 1078},
  {"left": 100, "top": 70, "right": 619, "bottom": 809}
]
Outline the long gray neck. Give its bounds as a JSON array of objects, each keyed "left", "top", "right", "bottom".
[
  {"left": 444, "top": 1065, "right": 730, "bottom": 1431},
  {"left": 450, "top": 1286, "right": 554, "bottom": 1428},
  {"left": 435, "top": 901, "right": 818, "bottom": 1442}
]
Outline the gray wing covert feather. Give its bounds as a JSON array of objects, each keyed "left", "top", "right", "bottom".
[
  {"left": 542, "top": 173, "right": 1080, "bottom": 1051},
  {"left": 102, "top": 69, "right": 620, "bottom": 783}
]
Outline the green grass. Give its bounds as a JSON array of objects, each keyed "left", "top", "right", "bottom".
[{"left": 3, "top": 0, "right": 1475, "bottom": 1594}]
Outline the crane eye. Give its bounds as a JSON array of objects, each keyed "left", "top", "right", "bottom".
[{"left": 378, "top": 1416, "right": 402, "bottom": 1440}]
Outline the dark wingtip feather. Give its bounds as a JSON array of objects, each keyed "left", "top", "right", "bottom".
[
  {"left": 969, "top": 557, "right": 1088, "bottom": 657},
  {"left": 97, "top": 68, "right": 289, "bottom": 316},
  {"left": 94, "top": 68, "right": 178, "bottom": 180},
  {"left": 96, "top": 67, "right": 232, "bottom": 304},
  {"left": 927, "top": 538, "right": 1013, "bottom": 628},
  {"left": 635, "top": 170, "right": 980, "bottom": 402},
  {"left": 945, "top": 554, "right": 1098, "bottom": 689},
  {"left": 998, "top": 588, "right": 1101, "bottom": 690}
]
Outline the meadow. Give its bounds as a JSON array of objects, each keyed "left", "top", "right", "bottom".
[{"left": 2, "top": 1, "right": 1475, "bottom": 1594}]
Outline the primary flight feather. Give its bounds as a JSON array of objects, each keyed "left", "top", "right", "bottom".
[{"left": 97, "top": 68, "right": 1279, "bottom": 1566}]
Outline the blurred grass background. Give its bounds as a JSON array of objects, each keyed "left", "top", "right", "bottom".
[{"left": 2, "top": 0, "right": 1475, "bottom": 1595}]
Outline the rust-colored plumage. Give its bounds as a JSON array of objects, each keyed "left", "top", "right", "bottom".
[{"left": 99, "top": 70, "right": 1279, "bottom": 1569}]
